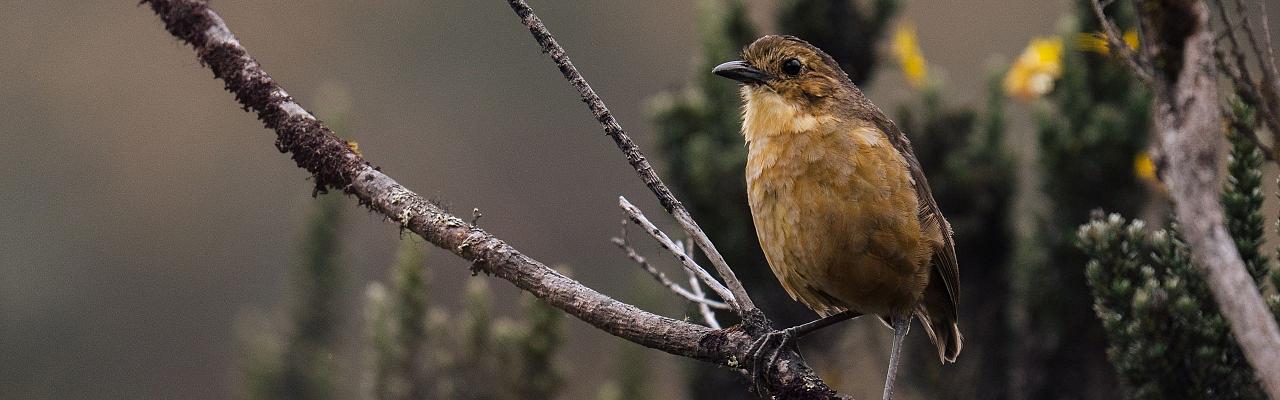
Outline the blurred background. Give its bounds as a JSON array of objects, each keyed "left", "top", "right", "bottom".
[{"left": 4, "top": 1, "right": 1280, "bottom": 399}]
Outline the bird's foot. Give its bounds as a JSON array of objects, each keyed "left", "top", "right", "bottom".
[{"left": 747, "top": 326, "right": 799, "bottom": 396}]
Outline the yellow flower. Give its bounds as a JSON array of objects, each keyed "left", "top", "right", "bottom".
[
  {"left": 1124, "top": 30, "right": 1140, "bottom": 50},
  {"left": 891, "top": 23, "right": 929, "bottom": 88},
  {"left": 1073, "top": 29, "right": 1139, "bottom": 55},
  {"left": 1004, "top": 37, "right": 1064, "bottom": 101},
  {"left": 1134, "top": 151, "right": 1156, "bottom": 182},
  {"left": 1073, "top": 32, "right": 1110, "bottom": 54}
]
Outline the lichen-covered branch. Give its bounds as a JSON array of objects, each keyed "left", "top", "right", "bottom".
[{"left": 140, "top": 0, "right": 843, "bottom": 397}]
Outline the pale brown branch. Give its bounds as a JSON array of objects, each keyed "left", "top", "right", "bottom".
[
  {"left": 504, "top": 0, "right": 758, "bottom": 316},
  {"left": 1102, "top": 0, "right": 1280, "bottom": 396}
]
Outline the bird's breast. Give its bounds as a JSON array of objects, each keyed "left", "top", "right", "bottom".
[{"left": 744, "top": 121, "right": 930, "bottom": 316}]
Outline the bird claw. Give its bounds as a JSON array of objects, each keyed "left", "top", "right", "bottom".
[{"left": 747, "top": 327, "right": 798, "bottom": 396}]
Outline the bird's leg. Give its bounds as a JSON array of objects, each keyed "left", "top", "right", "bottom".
[
  {"left": 747, "top": 329, "right": 784, "bottom": 395},
  {"left": 790, "top": 310, "right": 862, "bottom": 338},
  {"left": 882, "top": 315, "right": 912, "bottom": 400},
  {"left": 747, "top": 311, "right": 862, "bottom": 394}
]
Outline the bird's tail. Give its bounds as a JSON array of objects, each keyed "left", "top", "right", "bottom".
[{"left": 914, "top": 305, "right": 962, "bottom": 364}]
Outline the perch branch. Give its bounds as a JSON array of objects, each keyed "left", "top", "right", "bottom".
[
  {"left": 1096, "top": 0, "right": 1280, "bottom": 396},
  {"left": 141, "top": 0, "right": 842, "bottom": 397},
  {"left": 504, "top": 0, "right": 758, "bottom": 316}
]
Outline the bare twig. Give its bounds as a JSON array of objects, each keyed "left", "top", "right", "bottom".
[
  {"left": 679, "top": 233, "right": 724, "bottom": 329},
  {"left": 1222, "top": 103, "right": 1277, "bottom": 160},
  {"left": 617, "top": 197, "right": 735, "bottom": 305},
  {"left": 1095, "top": 1, "right": 1280, "bottom": 396},
  {"left": 142, "top": 1, "right": 845, "bottom": 397},
  {"left": 1231, "top": 0, "right": 1279, "bottom": 85},
  {"left": 504, "top": 0, "right": 758, "bottom": 317},
  {"left": 1089, "top": 0, "right": 1155, "bottom": 84},
  {"left": 1214, "top": 0, "right": 1260, "bottom": 90},
  {"left": 1213, "top": 0, "right": 1280, "bottom": 155},
  {"left": 611, "top": 232, "right": 730, "bottom": 310},
  {"left": 687, "top": 264, "right": 723, "bottom": 329},
  {"left": 1258, "top": 1, "right": 1278, "bottom": 74}
]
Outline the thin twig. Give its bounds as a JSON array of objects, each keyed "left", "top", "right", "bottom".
[
  {"left": 1213, "top": 48, "right": 1279, "bottom": 159},
  {"left": 678, "top": 236, "right": 723, "bottom": 326},
  {"left": 1232, "top": 0, "right": 1277, "bottom": 85},
  {"left": 1258, "top": 0, "right": 1279, "bottom": 77},
  {"left": 1222, "top": 103, "right": 1277, "bottom": 160},
  {"left": 611, "top": 233, "right": 730, "bottom": 310},
  {"left": 504, "top": 0, "right": 758, "bottom": 315},
  {"left": 687, "top": 263, "right": 723, "bottom": 329},
  {"left": 618, "top": 197, "right": 736, "bottom": 306},
  {"left": 1245, "top": 0, "right": 1280, "bottom": 133},
  {"left": 1213, "top": 0, "right": 1280, "bottom": 150},
  {"left": 1214, "top": 0, "right": 1263, "bottom": 100},
  {"left": 1089, "top": 0, "right": 1154, "bottom": 84}
]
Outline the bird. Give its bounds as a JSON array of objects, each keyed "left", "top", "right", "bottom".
[{"left": 712, "top": 35, "right": 961, "bottom": 400}]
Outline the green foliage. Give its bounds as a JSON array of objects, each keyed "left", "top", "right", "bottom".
[
  {"left": 242, "top": 193, "right": 346, "bottom": 400},
  {"left": 1225, "top": 101, "right": 1270, "bottom": 285},
  {"left": 367, "top": 240, "right": 429, "bottom": 400},
  {"left": 513, "top": 293, "right": 565, "bottom": 400},
  {"left": 1078, "top": 216, "right": 1266, "bottom": 399},
  {"left": 1077, "top": 101, "right": 1275, "bottom": 399},
  {"left": 595, "top": 342, "right": 650, "bottom": 400},
  {"left": 895, "top": 74, "right": 1015, "bottom": 399},
  {"left": 365, "top": 256, "right": 566, "bottom": 400}
]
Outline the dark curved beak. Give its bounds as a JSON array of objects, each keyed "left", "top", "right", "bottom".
[{"left": 713, "top": 60, "right": 772, "bottom": 85}]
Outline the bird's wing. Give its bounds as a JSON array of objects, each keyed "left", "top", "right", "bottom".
[{"left": 866, "top": 107, "right": 960, "bottom": 316}]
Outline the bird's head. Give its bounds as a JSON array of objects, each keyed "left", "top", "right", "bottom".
[{"left": 713, "top": 35, "right": 857, "bottom": 117}]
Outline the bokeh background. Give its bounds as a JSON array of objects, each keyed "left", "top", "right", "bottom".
[{"left": 4, "top": 1, "right": 1280, "bottom": 400}]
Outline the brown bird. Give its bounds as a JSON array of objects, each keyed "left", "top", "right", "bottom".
[{"left": 713, "top": 35, "right": 961, "bottom": 399}]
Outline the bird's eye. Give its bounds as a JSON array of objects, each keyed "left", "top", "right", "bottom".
[{"left": 781, "top": 58, "right": 803, "bottom": 76}]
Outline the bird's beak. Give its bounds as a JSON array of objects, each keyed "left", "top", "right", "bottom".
[{"left": 713, "top": 60, "right": 772, "bottom": 85}]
